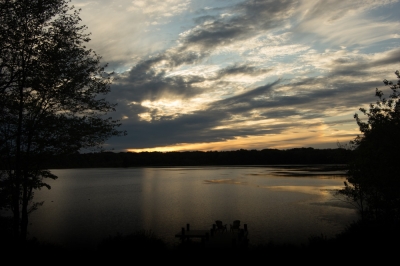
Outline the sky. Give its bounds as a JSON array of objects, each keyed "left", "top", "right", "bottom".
[{"left": 71, "top": 0, "right": 400, "bottom": 152}]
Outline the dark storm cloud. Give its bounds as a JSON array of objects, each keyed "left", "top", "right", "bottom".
[
  {"left": 108, "top": 111, "right": 228, "bottom": 149},
  {"left": 373, "top": 49, "right": 400, "bottom": 66},
  {"left": 167, "top": 50, "right": 207, "bottom": 68},
  {"left": 272, "top": 80, "right": 382, "bottom": 112},
  {"left": 109, "top": 76, "right": 203, "bottom": 104},
  {"left": 327, "top": 48, "right": 400, "bottom": 78},
  {"left": 112, "top": 57, "right": 273, "bottom": 105},
  {"left": 212, "top": 76, "right": 383, "bottom": 121},
  {"left": 193, "top": 15, "right": 218, "bottom": 24},
  {"left": 108, "top": 107, "right": 299, "bottom": 150},
  {"left": 110, "top": 54, "right": 207, "bottom": 103},
  {"left": 260, "top": 109, "right": 298, "bottom": 118},
  {"left": 235, "top": 0, "right": 295, "bottom": 19},
  {"left": 216, "top": 64, "right": 272, "bottom": 78},
  {"left": 181, "top": 0, "right": 296, "bottom": 50},
  {"left": 183, "top": 21, "right": 247, "bottom": 48},
  {"left": 214, "top": 80, "right": 280, "bottom": 107},
  {"left": 125, "top": 50, "right": 205, "bottom": 83},
  {"left": 204, "top": 77, "right": 358, "bottom": 117}
]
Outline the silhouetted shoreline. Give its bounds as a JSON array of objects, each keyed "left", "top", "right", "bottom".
[
  {"left": 37, "top": 148, "right": 351, "bottom": 169},
  {"left": 2, "top": 218, "right": 398, "bottom": 261}
]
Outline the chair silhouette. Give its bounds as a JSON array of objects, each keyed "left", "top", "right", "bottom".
[
  {"left": 215, "top": 220, "right": 227, "bottom": 233},
  {"left": 230, "top": 220, "right": 240, "bottom": 232}
]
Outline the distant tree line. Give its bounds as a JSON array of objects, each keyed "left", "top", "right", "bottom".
[{"left": 37, "top": 147, "right": 352, "bottom": 168}]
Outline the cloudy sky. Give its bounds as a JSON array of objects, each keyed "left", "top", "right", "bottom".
[{"left": 72, "top": 0, "right": 400, "bottom": 152}]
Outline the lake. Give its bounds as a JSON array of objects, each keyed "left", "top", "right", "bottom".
[{"left": 27, "top": 165, "right": 358, "bottom": 250}]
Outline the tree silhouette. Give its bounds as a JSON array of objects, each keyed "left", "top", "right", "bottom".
[
  {"left": 0, "top": 0, "right": 125, "bottom": 243},
  {"left": 338, "top": 70, "right": 400, "bottom": 223}
]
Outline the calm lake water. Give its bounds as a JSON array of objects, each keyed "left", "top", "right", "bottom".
[{"left": 27, "top": 165, "right": 358, "bottom": 250}]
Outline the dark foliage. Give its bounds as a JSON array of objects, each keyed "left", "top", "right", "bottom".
[
  {"left": 338, "top": 70, "right": 400, "bottom": 223},
  {"left": 0, "top": 0, "right": 124, "bottom": 242}
]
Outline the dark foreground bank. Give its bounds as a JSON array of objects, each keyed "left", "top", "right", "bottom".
[{"left": 1, "top": 219, "right": 399, "bottom": 262}]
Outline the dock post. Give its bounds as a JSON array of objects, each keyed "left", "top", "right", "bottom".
[
  {"left": 181, "top": 227, "right": 185, "bottom": 242},
  {"left": 186, "top": 223, "right": 190, "bottom": 231}
]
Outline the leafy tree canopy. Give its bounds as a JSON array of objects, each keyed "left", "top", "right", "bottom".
[
  {"left": 0, "top": 0, "right": 125, "bottom": 241},
  {"left": 339, "top": 70, "right": 400, "bottom": 222}
]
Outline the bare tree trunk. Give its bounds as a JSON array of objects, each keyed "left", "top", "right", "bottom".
[
  {"left": 20, "top": 174, "right": 29, "bottom": 241},
  {"left": 12, "top": 85, "right": 24, "bottom": 241}
]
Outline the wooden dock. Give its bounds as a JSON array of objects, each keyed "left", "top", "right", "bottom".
[{"left": 175, "top": 223, "right": 249, "bottom": 249}]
